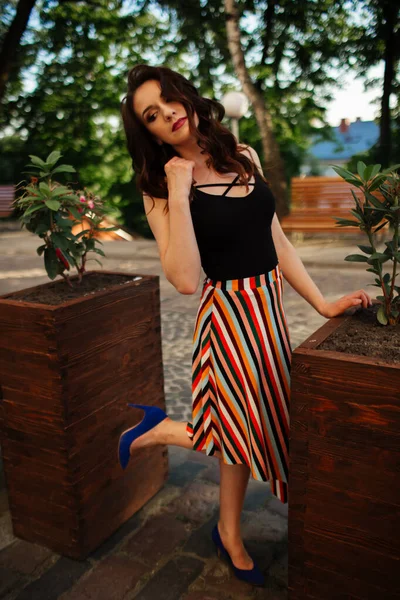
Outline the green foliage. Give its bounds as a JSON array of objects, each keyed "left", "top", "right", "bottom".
[
  {"left": 332, "top": 161, "right": 400, "bottom": 325},
  {"left": 347, "top": 119, "right": 400, "bottom": 174},
  {"left": 0, "top": 0, "right": 366, "bottom": 237},
  {"left": 1, "top": 0, "right": 168, "bottom": 237},
  {"left": 2, "top": 0, "right": 398, "bottom": 235},
  {"left": 14, "top": 152, "right": 118, "bottom": 286},
  {"left": 0, "top": 135, "right": 25, "bottom": 185},
  {"left": 344, "top": 1, "right": 400, "bottom": 167}
]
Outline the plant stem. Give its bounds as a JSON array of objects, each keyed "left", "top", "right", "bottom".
[
  {"left": 366, "top": 228, "right": 388, "bottom": 304},
  {"left": 77, "top": 254, "right": 87, "bottom": 283},
  {"left": 81, "top": 253, "right": 87, "bottom": 274},
  {"left": 61, "top": 272, "right": 73, "bottom": 288},
  {"left": 389, "top": 228, "right": 398, "bottom": 298},
  {"left": 388, "top": 216, "right": 399, "bottom": 324}
]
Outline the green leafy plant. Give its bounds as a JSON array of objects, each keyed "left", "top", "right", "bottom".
[
  {"left": 332, "top": 161, "right": 400, "bottom": 326},
  {"left": 14, "top": 151, "right": 118, "bottom": 287}
]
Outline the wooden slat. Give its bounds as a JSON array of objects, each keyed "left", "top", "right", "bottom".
[
  {"left": 0, "top": 272, "right": 168, "bottom": 559},
  {"left": 288, "top": 318, "right": 400, "bottom": 600},
  {"left": 282, "top": 177, "right": 387, "bottom": 234},
  {"left": 0, "top": 185, "right": 15, "bottom": 217}
]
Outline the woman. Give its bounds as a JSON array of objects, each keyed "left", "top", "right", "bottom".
[{"left": 119, "top": 64, "right": 372, "bottom": 585}]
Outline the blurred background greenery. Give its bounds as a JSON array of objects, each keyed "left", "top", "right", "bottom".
[{"left": 1, "top": 0, "right": 399, "bottom": 236}]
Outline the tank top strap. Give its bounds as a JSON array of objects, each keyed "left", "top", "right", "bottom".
[
  {"left": 193, "top": 172, "right": 258, "bottom": 195},
  {"left": 221, "top": 174, "right": 240, "bottom": 197}
]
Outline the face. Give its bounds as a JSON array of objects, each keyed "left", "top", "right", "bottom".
[{"left": 132, "top": 79, "right": 199, "bottom": 146}]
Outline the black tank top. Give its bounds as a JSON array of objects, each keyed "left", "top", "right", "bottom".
[{"left": 190, "top": 170, "right": 278, "bottom": 280}]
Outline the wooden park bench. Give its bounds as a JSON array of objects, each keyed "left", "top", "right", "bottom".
[
  {"left": 281, "top": 176, "right": 388, "bottom": 242},
  {"left": 0, "top": 186, "right": 15, "bottom": 217}
]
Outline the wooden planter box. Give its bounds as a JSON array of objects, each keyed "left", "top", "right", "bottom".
[
  {"left": 288, "top": 313, "right": 400, "bottom": 600},
  {"left": 0, "top": 271, "right": 168, "bottom": 559}
]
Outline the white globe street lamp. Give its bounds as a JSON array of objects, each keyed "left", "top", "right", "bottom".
[{"left": 220, "top": 91, "right": 249, "bottom": 142}]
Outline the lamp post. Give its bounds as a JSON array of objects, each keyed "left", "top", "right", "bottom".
[{"left": 220, "top": 91, "right": 249, "bottom": 142}]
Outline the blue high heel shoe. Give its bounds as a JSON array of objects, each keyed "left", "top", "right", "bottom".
[
  {"left": 211, "top": 524, "right": 265, "bottom": 587},
  {"left": 118, "top": 403, "right": 168, "bottom": 470}
]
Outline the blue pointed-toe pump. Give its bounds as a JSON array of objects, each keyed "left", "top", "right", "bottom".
[
  {"left": 118, "top": 403, "right": 168, "bottom": 470},
  {"left": 211, "top": 524, "right": 265, "bottom": 587}
]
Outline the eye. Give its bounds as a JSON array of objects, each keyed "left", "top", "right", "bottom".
[{"left": 146, "top": 98, "right": 174, "bottom": 123}]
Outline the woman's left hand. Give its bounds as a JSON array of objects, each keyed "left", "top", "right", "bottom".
[{"left": 319, "top": 290, "right": 373, "bottom": 318}]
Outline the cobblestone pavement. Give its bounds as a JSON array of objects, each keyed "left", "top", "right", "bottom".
[{"left": 0, "top": 228, "right": 377, "bottom": 599}]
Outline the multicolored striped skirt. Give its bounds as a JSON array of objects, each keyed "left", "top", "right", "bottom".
[{"left": 186, "top": 263, "right": 291, "bottom": 504}]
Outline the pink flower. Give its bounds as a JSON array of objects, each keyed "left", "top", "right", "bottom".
[
  {"left": 79, "top": 195, "right": 86, "bottom": 203},
  {"left": 77, "top": 206, "right": 84, "bottom": 213},
  {"left": 87, "top": 200, "right": 95, "bottom": 209}
]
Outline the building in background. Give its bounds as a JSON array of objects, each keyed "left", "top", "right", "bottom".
[{"left": 301, "top": 118, "right": 380, "bottom": 176}]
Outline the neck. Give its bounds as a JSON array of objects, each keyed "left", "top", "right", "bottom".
[{"left": 171, "top": 137, "right": 211, "bottom": 171}]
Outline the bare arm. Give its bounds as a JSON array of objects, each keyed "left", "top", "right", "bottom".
[
  {"left": 142, "top": 157, "right": 202, "bottom": 294},
  {"left": 240, "top": 145, "right": 371, "bottom": 316},
  {"left": 165, "top": 190, "right": 202, "bottom": 293},
  {"left": 143, "top": 189, "right": 201, "bottom": 295},
  {"left": 242, "top": 144, "right": 326, "bottom": 312}
]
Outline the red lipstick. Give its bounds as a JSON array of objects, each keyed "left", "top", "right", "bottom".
[{"left": 172, "top": 117, "right": 187, "bottom": 132}]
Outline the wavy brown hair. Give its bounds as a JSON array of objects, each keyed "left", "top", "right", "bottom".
[{"left": 120, "top": 64, "right": 267, "bottom": 208}]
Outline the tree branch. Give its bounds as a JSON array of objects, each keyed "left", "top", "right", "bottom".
[
  {"left": 0, "top": 0, "right": 37, "bottom": 104},
  {"left": 223, "top": 0, "right": 288, "bottom": 215},
  {"left": 57, "top": 0, "right": 101, "bottom": 6},
  {"left": 261, "top": 0, "right": 276, "bottom": 65}
]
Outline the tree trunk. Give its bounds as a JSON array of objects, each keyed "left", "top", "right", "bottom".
[
  {"left": 379, "top": 2, "right": 397, "bottom": 167},
  {"left": 0, "top": 0, "right": 37, "bottom": 104},
  {"left": 224, "top": 0, "right": 289, "bottom": 218},
  {"left": 261, "top": 0, "right": 276, "bottom": 64}
]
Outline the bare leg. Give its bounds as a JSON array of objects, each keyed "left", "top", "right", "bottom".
[
  {"left": 129, "top": 414, "right": 253, "bottom": 568},
  {"left": 218, "top": 460, "right": 254, "bottom": 570},
  {"left": 129, "top": 416, "right": 202, "bottom": 453}
]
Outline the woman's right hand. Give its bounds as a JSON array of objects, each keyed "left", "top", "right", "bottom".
[{"left": 164, "top": 156, "right": 195, "bottom": 197}]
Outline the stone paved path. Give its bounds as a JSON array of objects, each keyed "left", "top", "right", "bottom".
[{"left": 0, "top": 227, "right": 378, "bottom": 599}]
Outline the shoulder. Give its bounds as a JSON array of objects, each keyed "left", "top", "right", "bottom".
[
  {"left": 143, "top": 192, "right": 167, "bottom": 214},
  {"left": 237, "top": 144, "right": 264, "bottom": 176}
]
